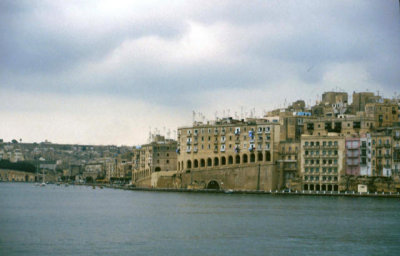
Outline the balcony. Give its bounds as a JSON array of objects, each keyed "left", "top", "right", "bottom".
[
  {"left": 347, "top": 161, "right": 359, "bottom": 167},
  {"left": 235, "top": 139, "right": 240, "bottom": 144},
  {"left": 213, "top": 149, "right": 218, "bottom": 153},
  {"left": 384, "top": 154, "right": 391, "bottom": 158},
  {"left": 325, "top": 144, "right": 338, "bottom": 149},
  {"left": 376, "top": 144, "right": 383, "bottom": 148},
  {"left": 384, "top": 164, "right": 391, "bottom": 169},
  {"left": 384, "top": 143, "right": 391, "bottom": 148},
  {"left": 186, "top": 141, "right": 191, "bottom": 145},
  {"left": 376, "top": 155, "right": 383, "bottom": 159},
  {"left": 394, "top": 135, "right": 400, "bottom": 140},
  {"left": 303, "top": 145, "right": 319, "bottom": 149}
]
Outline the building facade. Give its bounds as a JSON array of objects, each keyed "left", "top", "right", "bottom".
[{"left": 300, "top": 134, "right": 345, "bottom": 192}]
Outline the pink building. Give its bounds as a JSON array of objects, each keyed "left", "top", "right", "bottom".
[{"left": 346, "top": 137, "right": 361, "bottom": 176}]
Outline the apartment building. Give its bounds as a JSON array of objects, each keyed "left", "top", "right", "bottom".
[
  {"left": 176, "top": 117, "right": 280, "bottom": 190},
  {"left": 300, "top": 134, "right": 345, "bottom": 192},
  {"left": 177, "top": 118, "right": 278, "bottom": 173},
  {"left": 131, "top": 135, "right": 177, "bottom": 186}
]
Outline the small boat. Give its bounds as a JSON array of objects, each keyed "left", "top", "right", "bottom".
[
  {"left": 224, "top": 189, "right": 234, "bottom": 194},
  {"left": 92, "top": 185, "right": 96, "bottom": 189}
]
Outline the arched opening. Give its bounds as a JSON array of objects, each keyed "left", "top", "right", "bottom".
[
  {"left": 333, "top": 185, "right": 338, "bottom": 191},
  {"left": 228, "top": 156, "right": 233, "bottom": 164},
  {"left": 221, "top": 156, "right": 226, "bottom": 165},
  {"left": 257, "top": 152, "right": 263, "bottom": 162},
  {"left": 214, "top": 157, "right": 219, "bottom": 166},
  {"left": 181, "top": 161, "right": 184, "bottom": 170},
  {"left": 265, "top": 151, "right": 271, "bottom": 161},
  {"left": 243, "top": 154, "right": 248, "bottom": 163},
  {"left": 316, "top": 184, "right": 320, "bottom": 191},
  {"left": 178, "top": 162, "right": 180, "bottom": 170},
  {"left": 207, "top": 158, "right": 212, "bottom": 167},
  {"left": 322, "top": 184, "right": 326, "bottom": 191},
  {"left": 155, "top": 167, "right": 161, "bottom": 172},
  {"left": 303, "top": 184, "right": 309, "bottom": 190},
  {"left": 187, "top": 160, "right": 192, "bottom": 169},
  {"left": 25, "top": 175, "right": 29, "bottom": 182},
  {"left": 200, "top": 159, "right": 205, "bottom": 167},
  {"left": 194, "top": 159, "right": 198, "bottom": 168},
  {"left": 328, "top": 185, "right": 332, "bottom": 191},
  {"left": 310, "top": 184, "right": 315, "bottom": 190},
  {"left": 207, "top": 180, "right": 220, "bottom": 190},
  {"left": 250, "top": 153, "right": 256, "bottom": 163},
  {"left": 235, "top": 155, "right": 240, "bottom": 164}
]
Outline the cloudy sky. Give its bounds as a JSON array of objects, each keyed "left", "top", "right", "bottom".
[{"left": 1, "top": 0, "right": 399, "bottom": 145}]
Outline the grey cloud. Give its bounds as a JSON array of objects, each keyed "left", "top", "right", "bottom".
[{"left": 1, "top": 0, "right": 399, "bottom": 105}]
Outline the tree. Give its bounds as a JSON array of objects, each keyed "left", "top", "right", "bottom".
[{"left": 12, "top": 139, "right": 18, "bottom": 144}]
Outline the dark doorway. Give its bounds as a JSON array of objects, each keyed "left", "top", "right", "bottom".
[{"left": 207, "top": 180, "right": 220, "bottom": 190}]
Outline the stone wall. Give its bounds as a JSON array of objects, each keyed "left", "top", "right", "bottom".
[
  {"left": 135, "top": 176, "right": 151, "bottom": 188},
  {"left": 0, "top": 169, "right": 36, "bottom": 182},
  {"left": 176, "top": 163, "right": 279, "bottom": 191}
]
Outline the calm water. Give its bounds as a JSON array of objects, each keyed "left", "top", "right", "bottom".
[{"left": 0, "top": 183, "right": 399, "bottom": 256}]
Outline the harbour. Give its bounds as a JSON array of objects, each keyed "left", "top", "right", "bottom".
[{"left": 1, "top": 182, "right": 400, "bottom": 256}]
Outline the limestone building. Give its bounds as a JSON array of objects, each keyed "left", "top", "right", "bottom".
[
  {"left": 300, "top": 133, "right": 345, "bottom": 192},
  {"left": 176, "top": 117, "right": 280, "bottom": 191},
  {"left": 131, "top": 135, "right": 177, "bottom": 187}
]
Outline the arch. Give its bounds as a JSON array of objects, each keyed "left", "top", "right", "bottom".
[
  {"left": 265, "top": 151, "right": 271, "bottom": 161},
  {"left": 257, "top": 152, "right": 263, "bottom": 162},
  {"left": 207, "top": 180, "right": 220, "bottom": 190},
  {"left": 207, "top": 158, "right": 212, "bottom": 167},
  {"left": 181, "top": 161, "right": 184, "bottom": 170},
  {"left": 333, "top": 185, "right": 338, "bottom": 192},
  {"left": 228, "top": 156, "right": 233, "bottom": 164},
  {"left": 250, "top": 153, "right": 256, "bottom": 163},
  {"left": 221, "top": 156, "right": 226, "bottom": 165},
  {"left": 303, "top": 184, "right": 309, "bottom": 190},
  {"left": 187, "top": 160, "right": 192, "bottom": 169},
  {"left": 310, "top": 184, "right": 315, "bottom": 191},
  {"left": 200, "top": 159, "right": 205, "bottom": 167},
  {"left": 322, "top": 184, "right": 326, "bottom": 191},
  {"left": 243, "top": 154, "right": 248, "bottom": 163},
  {"left": 155, "top": 167, "right": 161, "bottom": 172},
  {"left": 214, "top": 157, "right": 219, "bottom": 166},
  {"left": 328, "top": 185, "right": 332, "bottom": 191},
  {"left": 316, "top": 184, "right": 320, "bottom": 191},
  {"left": 194, "top": 159, "right": 198, "bottom": 168},
  {"left": 178, "top": 162, "right": 180, "bottom": 171},
  {"left": 235, "top": 155, "right": 240, "bottom": 164}
]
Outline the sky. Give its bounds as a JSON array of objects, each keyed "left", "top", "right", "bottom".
[{"left": 1, "top": 0, "right": 399, "bottom": 146}]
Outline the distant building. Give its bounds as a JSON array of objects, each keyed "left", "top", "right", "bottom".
[{"left": 132, "top": 135, "right": 177, "bottom": 187}]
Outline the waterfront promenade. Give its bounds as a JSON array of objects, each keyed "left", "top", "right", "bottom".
[{"left": 105, "top": 184, "right": 400, "bottom": 198}]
